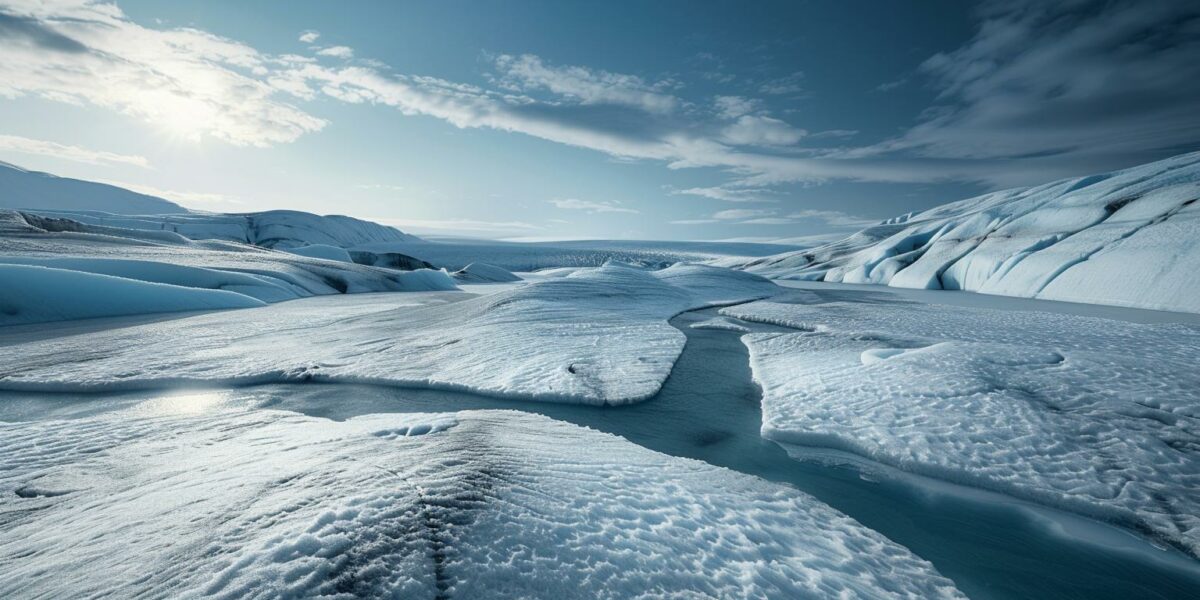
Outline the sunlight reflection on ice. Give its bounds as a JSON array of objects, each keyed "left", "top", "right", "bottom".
[{"left": 128, "top": 390, "right": 232, "bottom": 416}]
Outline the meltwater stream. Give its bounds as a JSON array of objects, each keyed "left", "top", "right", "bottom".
[{"left": 4, "top": 307, "right": 1199, "bottom": 598}]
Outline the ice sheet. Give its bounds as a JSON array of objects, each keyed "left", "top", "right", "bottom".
[
  {"left": 0, "top": 263, "right": 776, "bottom": 404},
  {"left": 723, "top": 294, "right": 1200, "bottom": 556},
  {"left": 0, "top": 406, "right": 962, "bottom": 599}
]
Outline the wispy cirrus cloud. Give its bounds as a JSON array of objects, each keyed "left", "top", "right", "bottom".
[
  {"left": 669, "top": 186, "right": 774, "bottom": 203},
  {"left": 0, "top": 134, "right": 149, "bottom": 167},
  {"left": 491, "top": 53, "right": 679, "bottom": 114},
  {"left": 549, "top": 198, "right": 639, "bottom": 214},
  {"left": 4, "top": 0, "right": 1197, "bottom": 200}
]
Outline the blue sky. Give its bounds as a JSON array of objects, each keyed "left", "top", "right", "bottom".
[{"left": 0, "top": 0, "right": 1197, "bottom": 241}]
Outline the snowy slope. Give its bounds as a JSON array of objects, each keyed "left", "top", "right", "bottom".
[
  {"left": 0, "top": 264, "right": 265, "bottom": 325},
  {"left": 284, "top": 243, "right": 354, "bottom": 262},
  {"left": 733, "top": 151, "right": 1200, "bottom": 313},
  {"left": 0, "top": 210, "right": 456, "bottom": 325},
  {"left": 0, "top": 407, "right": 962, "bottom": 599},
  {"left": 722, "top": 291, "right": 1200, "bottom": 557},
  {"left": 0, "top": 161, "right": 186, "bottom": 214},
  {"left": 33, "top": 208, "right": 421, "bottom": 249},
  {"left": 0, "top": 263, "right": 776, "bottom": 403}
]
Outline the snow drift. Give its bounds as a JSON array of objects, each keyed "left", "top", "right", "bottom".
[{"left": 733, "top": 151, "right": 1200, "bottom": 313}]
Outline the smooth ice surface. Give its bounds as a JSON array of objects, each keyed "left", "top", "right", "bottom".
[
  {"left": 0, "top": 263, "right": 776, "bottom": 403},
  {"left": 0, "top": 264, "right": 265, "bottom": 325},
  {"left": 357, "top": 238, "right": 800, "bottom": 271},
  {"left": 0, "top": 211, "right": 457, "bottom": 322},
  {"left": 0, "top": 407, "right": 962, "bottom": 599},
  {"left": 732, "top": 151, "right": 1200, "bottom": 313},
  {"left": 723, "top": 291, "right": 1200, "bottom": 557}
]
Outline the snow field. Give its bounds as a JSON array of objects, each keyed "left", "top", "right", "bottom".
[
  {"left": 722, "top": 293, "right": 1200, "bottom": 556},
  {"left": 0, "top": 406, "right": 963, "bottom": 599},
  {"left": 0, "top": 263, "right": 777, "bottom": 403}
]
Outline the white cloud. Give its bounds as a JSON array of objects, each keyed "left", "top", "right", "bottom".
[
  {"left": 492, "top": 54, "right": 678, "bottom": 114},
  {"left": 550, "top": 198, "right": 639, "bottom": 214},
  {"left": 0, "top": 134, "right": 149, "bottom": 167},
  {"left": 298, "top": 30, "right": 320, "bottom": 43},
  {"left": 670, "top": 186, "right": 773, "bottom": 203},
  {"left": 316, "top": 45, "right": 353, "bottom": 59},
  {"left": 669, "top": 218, "right": 719, "bottom": 225},
  {"left": 758, "top": 71, "right": 804, "bottom": 95},
  {"left": 720, "top": 115, "right": 806, "bottom": 146},
  {"left": 711, "top": 208, "right": 775, "bottom": 220},
  {"left": 0, "top": 0, "right": 326, "bottom": 146},
  {"left": 355, "top": 183, "right": 405, "bottom": 191},
  {"left": 712, "top": 95, "right": 761, "bottom": 119}
]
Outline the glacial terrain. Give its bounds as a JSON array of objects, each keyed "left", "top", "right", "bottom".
[{"left": 3, "top": 154, "right": 1200, "bottom": 598}]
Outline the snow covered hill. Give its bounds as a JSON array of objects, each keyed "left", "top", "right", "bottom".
[
  {"left": 0, "top": 161, "right": 186, "bottom": 214},
  {"left": 0, "top": 210, "right": 456, "bottom": 325},
  {"left": 732, "top": 151, "right": 1200, "bottom": 313},
  {"left": 34, "top": 208, "right": 421, "bottom": 250}
]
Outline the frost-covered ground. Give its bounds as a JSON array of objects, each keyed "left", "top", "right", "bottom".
[
  {"left": 0, "top": 263, "right": 776, "bottom": 403},
  {"left": 731, "top": 151, "right": 1200, "bottom": 313},
  {"left": 721, "top": 289, "right": 1200, "bottom": 557},
  {"left": 0, "top": 405, "right": 962, "bottom": 599},
  {"left": 0, "top": 210, "right": 455, "bottom": 324},
  {"left": 356, "top": 238, "right": 801, "bottom": 271}
]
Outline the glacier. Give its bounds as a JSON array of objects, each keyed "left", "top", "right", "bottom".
[
  {"left": 0, "top": 263, "right": 777, "bottom": 403},
  {"left": 721, "top": 290, "right": 1200, "bottom": 557},
  {"left": 0, "top": 406, "right": 963, "bottom": 599},
  {"left": 730, "top": 151, "right": 1200, "bottom": 313},
  {"left": 0, "top": 210, "right": 456, "bottom": 324}
]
